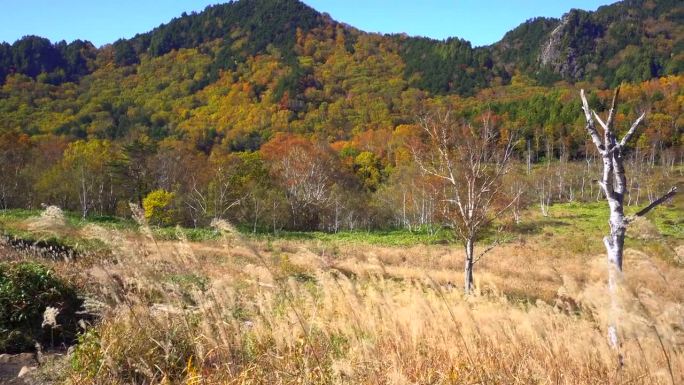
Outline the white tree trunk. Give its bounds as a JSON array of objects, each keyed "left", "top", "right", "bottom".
[
  {"left": 580, "top": 88, "right": 676, "bottom": 355},
  {"left": 604, "top": 199, "right": 626, "bottom": 350},
  {"left": 464, "top": 237, "right": 474, "bottom": 294}
]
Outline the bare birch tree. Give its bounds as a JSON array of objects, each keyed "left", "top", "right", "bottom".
[
  {"left": 579, "top": 87, "right": 678, "bottom": 353},
  {"left": 414, "top": 110, "right": 517, "bottom": 294}
]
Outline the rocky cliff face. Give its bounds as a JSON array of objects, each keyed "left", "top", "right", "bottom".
[
  {"left": 538, "top": 10, "right": 600, "bottom": 80},
  {"left": 499, "top": 0, "right": 682, "bottom": 85},
  {"left": 539, "top": 15, "right": 579, "bottom": 78},
  {"left": 539, "top": 16, "right": 567, "bottom": 68}
]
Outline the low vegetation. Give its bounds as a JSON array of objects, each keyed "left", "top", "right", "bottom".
[
  {"left": 0, "top": 261, "right": 82, "bottom": 353},
  {"left": 0, "top": 197, "right": 681, "bottom": 384}
]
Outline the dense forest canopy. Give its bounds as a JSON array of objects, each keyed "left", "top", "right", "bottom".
[
  {"left": 0, "top": 0, "right": 681, "bottom": 231},
  {"left": 1, "top": 0, "right": 682, "bottom": 90}
]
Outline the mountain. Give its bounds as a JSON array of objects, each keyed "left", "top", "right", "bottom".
[
  {"left": 0, "top": 36, "right": 97, "bottom": 84},
  {"left": 491, "top": 0, "right": 684, "bottom": 86},
  {"left": 0, "top": 0, "right": 681, "bottom": 147},
  {"left": 1, "top": 0, "right": 681, "bottom": 92},
  {"left": 111, "top": 0, "right": 328, "bottom": 66}
]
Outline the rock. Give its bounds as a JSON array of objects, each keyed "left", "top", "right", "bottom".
[
  {"left": 1, "top": 353, "right": 35, "bottom": 363},
  {"left": 17, "top": 365, "right": 36, "bottom": 378},
  {"left": 35, "top": 346, "right": 44, "bottom": 365},
  {"left": 0, "top": 353, "right": 38, "bottom": 384},
  {"left": 675, "top": 245, "right": 684, "bottom": 264},
  {"left": 538, "top": 10, "right": 599, "bottom": 80},
  {"left": 539, "top": 16, "right": 569, "bottom": 68}
]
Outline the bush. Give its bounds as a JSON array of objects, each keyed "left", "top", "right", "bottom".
[
  {"left": 143, "top": 189, "right": 177, "bottom": 226},
  {"left": 69, "top": 311, "right": 196, "bottom": 383},
  {"left": 0, "top": 262, "right": 82, "bottom": 353}
]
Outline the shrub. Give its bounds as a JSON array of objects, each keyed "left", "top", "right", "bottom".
[
  {"left": 0, "top": 262, "right": 82, "bottom": 353},
  {"left": 142, "top": 189, "right": 177, "bottom": 226},
  {"left": 69, "top": 310, "right": 196, "bottom": 384}
]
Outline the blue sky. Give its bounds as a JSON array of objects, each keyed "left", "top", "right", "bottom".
[{"left": 1, "top": 0, "right": 616, "bottom": 47}]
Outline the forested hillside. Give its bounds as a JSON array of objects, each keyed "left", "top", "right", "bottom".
[
  {"left": 1, "top": 0, "right": 681, "bottom": 90},
  {"left": 491, "top": 0, "right": 684, "bottom": 85},
  {"left": 0, "top": 0, "right": 681, "bottom": 231}
]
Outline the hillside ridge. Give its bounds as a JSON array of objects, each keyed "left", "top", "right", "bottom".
[{"left": 0, "top": 0, "right": 681, "bottom": 92}]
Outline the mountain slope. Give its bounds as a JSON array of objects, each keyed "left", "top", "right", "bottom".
[
  {"left": 1, "top": 0, "right": 681, "bottom": 93},
  {"left": 113, "top": 0, "right": 328, "bottom": 65},
  {"left": 492, "top": 0, "right": 684, "bottom": 85},
  {"left": 0, "top": 0, "right": 681, "bottom": 146}
]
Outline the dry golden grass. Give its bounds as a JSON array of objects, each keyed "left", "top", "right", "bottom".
[{"left": 4, "top": 206, "right": 683, "bottom": 385}]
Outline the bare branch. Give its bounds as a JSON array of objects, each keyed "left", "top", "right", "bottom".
[
  {"left": 592, "top": 111, "right": 610, "bottom": 134},
  {"left": 606, "top": 86, "right": 620, "bottom": 128},
  {"left": 580, "top": 89, "right": 605, "bottom": 152},
  {"left": 412, "top": 147, "right": 459, "bottom": 185},
  {"left": 618, "top": 112, "right": 646, "bottom": 148},
  {"left": 473, "top": 240, "right": 499, "bottom": 265},
  {"left": 218, "top": 196, "right": 244, "bottom": 218},
  {"left": 473, "top": 232, "right": 515, "bottom": 265},
  {"left": 626, "top": 186, "right": 677, "bottom": 222}
]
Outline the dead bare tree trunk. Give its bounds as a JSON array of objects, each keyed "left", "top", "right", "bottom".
[
  {"left": 510, "top": 181, "right": 524, "bottom": 224},
  {"left": 580, "top": 87, "right": 677, "bottom": 357},
  {"left": 464, "top": 236, "right": 475, "bottom": 293},
  {"left": 538, "top": 176, "right": 551, "bottom": 217},
  {"left": 527, "top": 139, "right": 532, "bottom": 175}
]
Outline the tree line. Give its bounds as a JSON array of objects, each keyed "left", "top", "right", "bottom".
[{"left": 0, "top": 108, "right": 678, "bottom": 235}]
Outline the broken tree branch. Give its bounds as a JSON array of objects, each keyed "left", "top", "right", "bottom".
[
  {"left": 580, "top": 89, "right": 605, "bottom": 152},
  {"left": 473, "top": 233, "right": 517, "bottom": 266},
  {"left": 473, "top": 239, "right": 500, "bottom": 265},
  {"left": 593, "top": 111, "right": 610, "bottom": 134},
  {"left": 606, "top": 87, "right": 620, "bottom": 128},
  {"left": 619, "top": 112, "right": 646, "bottom": 148},
  {"left": 626, "top": 186, "right": 678, "bottom": 222}
]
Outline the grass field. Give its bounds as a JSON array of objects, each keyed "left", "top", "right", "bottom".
[{"left": 0, "top": 195, "right": 682, "bottom": 384}]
